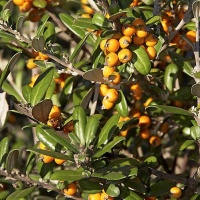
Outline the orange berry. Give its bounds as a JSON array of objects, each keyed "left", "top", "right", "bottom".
[
  {"left": 39, "top": 142, "right": 47, "bottom": 150},
  {"left": 63, "top": 182, "right": 77, "bottom": 196},
  {"left": 26, "top": 58, "right": 37, "bottom": 69},
  {"left": 105, "top": 52, "right": 119, "bottom": 67},
  {"left": 102, "top": 98, "right": 114, "bottom": 110},
  {"left": 122, "top": 24, "right": 136, "bottom": 37},
  {"left": 41, "top": 155, "right": 54, "bottom": 163},
  {"left": 186, "top": 30, "right": 196, "bottom": 43},
  {"left": 13, "top": 0, "right": 25, "bottom": 6},
  {"left": 54, "top": 158, "right": 65, "bottom": 165},
  {"left": 170, "top": 186, "right": 182, "bottom": 199},
  {"left": 146, "top": 46, "right": 157, "bottom": 60},
  {"left": 81, "top": 13, "right": 91, "bottom": 18},
  {"left": 105, "top": 88, "right": 119, "bottom": 102},
  {"left": 99, "top": 84, "right": 109, "bottom": 96},
  {"left": 136, "top": 26, "right": 149, "bottom": 38},
  {"left": 149, "top": 135, "right": 161, "bottom": 147},
  {"left": 103, "top": 66, "right": 116, "bottom": 78},
  {"left": 82, "top": 5, "right": 94, "bottom": 14},
  {"left": 138, "top": 115, "right": 151, "bottom": 128},
  {"left": 81, "top": 0, "right": 88, "bottom": 4},
  {"left": 140, "top": 128, "right": 150, "bottom": 139},
  {"left": 47, "top": 117, "right": 60, "bottom": 128},
  {"left": 88, "top": 193, "right": 101, "bottom": 200},
  {"left": 145, "top": 34, "right": 158, "bottom": 47},
  {"left": 130, "top": 83, "right": 142, "bottom": 100},
  {"left": 130, "top": 0, "right": 139, "bottom": 7},
  {"left": 112, "top": 32, "right": 123, "bottom": 39},
  {"left": 119, "top": 35, "right": 132, "bottom": 48},
  {"left": 106, "top": 39, "right": 120, "bottom": 53},
  {"left": 19, "top": 2, "right": 32, "bottom": 12},
  {"left": 38, "top": 52, "right": 49, "bottom": 60},
  {"left": 133, "top": 35, "right": 145, "bottom": 45},
  {"left": 108, "top": 71, "right": 121, "bottom": 84},
  {"left": 132, "top": 18, "right": 145, "bottom": 27},
  {"left": 119, "top": 129, "right": 128, "bottom": 137},
  {"left": 119, "top": 116, "right": 130, "bottom": 122},
  {"left": 100, "top": 191, "right": 114, "bottom": 200},
  {"left": 131, "top": 108, "right": 141, "bottom": 118},
  {"left": 143, "top": 97, "right": 153, "bottom": 107},
  {"left": 118, "top": 48, "right": 133, "bottom": 63},
  {"left": 48, "top": 105, "right": 61, "bottom": 119},
  {"left": 100, "top": 39, "right": 108, "bottom": 51}
]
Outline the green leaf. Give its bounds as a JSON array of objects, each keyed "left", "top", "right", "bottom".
[
  {"left": 16, "top": 15, "right": 26, "bottom": 32},
  {"left": 59, "top": 13, "right": 95, "bottom": 45},
  {"left": 179, "top": 140, "right": 195, "bottom": 151},
  {"left": 0, "top": 52, "right": 21, "bottom": 87},
  {"left": 6, "top": 149, "right": 19, "bottom": 174},
  {"left": 30, "top": 67, "right": 54, "bottom": 106},
  {"left": 143, "top": 156, "right": 158, "bottom": 168},
  {"left": 51, "top": 170, "right": 86, "bottom": 183},
  {"left": 115, "top": 90, "right": 129, "bottom": 117},
  {"left": 146, "top": 15, "right": 161, "bottom": 25},
  {"left": 93, "top": 136, "right": 125, "bottom": 158},
  {"left": 120, "top": 187, "right": 143, "bottom": 200},
  {"left": 73, "top": 18, "right": 99, "bottom": 30},
  {"left": 36, "top": 13, "right": 50, "bottom": 37},
  {"left": 33, "top": 0, "right": 47, "bottom": 8},
  {"left": 92, "top": 13, "right": 111, "bottom": 28},
  {"left": 36, "top": 124, "right": 78, "bottom": 153},
  {"left": 190, "top": 126, "right": 200, "bottom": 140},
  {"left": 147, "top": 105, "right": 193, "bottom": 116},
  {"left": 123, "top": 178, "right": 146, "bottom": 193},
  {"left": 6, "top": 186, "right": 36, "bottom": 200},
  {"left": 0, "top": 190, "right": 9, "bottom": 199},
  {"left": 105, "top": 184, "right": 120, "bottom": 197},
  {"left": 97, "top": 113, "right": 120, "bottom": 148},
  {"left": 85, "top": 115, "right": 99, "bottom": 147},
  {"left": 43, "top": 22, "right": 56, "bottom": 44},
  {"left": 73, "top": 106, "right": 87, "bottom": 146},
  {"left": 184, "top": 21, "right": 196, "bottom": 31},
  {"left": 22, "top": 85, "right": 32, "bottom": 103},
  {"left": 130, "top": 46, "right": 151, "bottom": 75},
  {"left": 0, "top": 137, "right": 9, "bottom": 168}
]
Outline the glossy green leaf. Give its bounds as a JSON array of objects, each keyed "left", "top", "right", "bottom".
[
  {"left": 73, "top": 85, "right": 89, "bottom": 106},
  {"left": 94, "top": 136, "right": 125, "bottom": 158},
  {"left": 120, "top": 187, "right": 143, "bottom": 200},
  {"left": 32, "top": 36, "right": 45, "bottom": 52},
  {"left": 115, "top": 90, "right": 129, "bottom": 117},
  {"left": 73, "top": 106, "right": 86, "bottom": 146},
  {"left": 33, "top": 0, "right": 47, "bottom": 8},
  {"left": 184, "top": 21, "right": 196, "bottom": 31},
  {"left": 0, "top": 190, "right": 9, "bottom": 199},
  {"left": 92, "top": 13, "right": 111, "bottom": 28},
  {"left": 1, "top": 8, "right": 10, "bottom": 23},
  {"left": 123, "top": 178, "right": 146, "bottom": 193},
  {"left": 169, "top": 86, "right": 192, "bottom": 101},
  {"left": 6, "top": 186, "right": 36, "bottom": 200},
  {"left": 109, "top": 158, "right": 141, "bottom": 168},
  {"left": 147, "top": 105, "right": 193, "bottom": 116},
  {"left": 45, "top": 79, "right": 57, "bottom": 99},
  {"left": 85, "top": 115, "right": 100, "bottom": 147},
  {"left": 51, "top": 170, "right": 86, "bottom": 182},
  {"left": 36, "top": 13, "right": 50, "bottom": 37},
  {"left": 37, "top": 160, "right": 54, "bottom": 179},
  {"left": 25, "top": 150, "right": 36, "bottom": 175},
  {"left": 59, "top": 13, "right": 95, "bottom": 45},
  {"left": 22, "top": 85, "right": 32, "bottom": 103},
  {"left": 190, "top": 126, "right": 200, "bottom": 140},
  {"left": 97, "top": 113, "right": 120, "bottom": 148},
  {"left": 36, "top": 124, "right": 78, "bottom": 153},
  {"left": 16, "top": 15, "right": 26, "bottom": 32},
  {"left": 0, "top": 137, "right": 9, "bottom": 168},
  {"left": 164, "top": 63, "right": 179, "bottom": 91},
  {"left": 105, "top": 184, "right": 120, "bottom": 197},
  {"left": 43, "top": 22, "right": 56, "bottom": 44},
  {"left": 146, "top": 15, "right": 161, "bottom": 24},
  {"left": 179, "top": 140, "right": 195, "bottom": 151},
  {"left": 130, "top": 46, "right": 151, "bottom": 75},
  {"left": 30, "top": 67, "right": 54, "bottom": 106},
  {"left": 6, "top": 149, "right": 19, "bottom": 174},
  {"left": 0, "top": 52, "right": 21, "bottom": 87},
  {"left": 73, "top": 18, "right": 99, "bottom": 30},
  {"left": 143, "top": 156, "right": 158, "bottom": 168},
  {"left": 81, "top": 86, "right": 94, "bottom": 109}
]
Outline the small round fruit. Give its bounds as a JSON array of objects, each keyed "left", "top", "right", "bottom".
[
  {"left": 41, "top": 155, "right": 54, "bottom": 163},
  {"left": 19, "top": 2, "right": 32, "bottom": 12},
  {"left": 136, "top": 26, "right": 149, "bottom": 38},
  {"left": 122, "top": 24, "right": 136, "bottom": 37},
  {"left": 81, "top": 13, "right": 91, "bottom": 18},
  {"left": 26, "top": 58, "right": 37, "bottom": 69},
  {"left": 82, "top": 5, "right": 94, "bottom": 14},
  {"left": 106, "top": 38, "right": 120, "bottom": 53},
  {"left": 149, "top": 135, "right": 161, "bottom": 147},
  {"left": 13, "top": 0, "right": 25, "bottom": 6},
  {"left": 100, "top": 39, "right": 108, "bottom": 51},
  {"left": 118, "top": 48, "right": 133, "bottom": 63},
  {"left": 99, "top": 84, "right": 109, "bottom": 96},
  {"left": 133, "top": 35, "right": 145, "bottom": 45},
  {"left": 119, "top": 129, "right": 128, "bottom": 137},
  {"left": 100, "top": 191, "right": 114, "bottom": 200},
  {"left": 140, "top": 128, "right": 150, "bottom": 139},
  {"left": 48, "top": 105, "right": 61, "bottom": 119},
  {"left": 103, "top": 66, "right": 115, "bottom": 78},
  {"left": 63, "top": 182, "right": 77, "bottom": 196},
  {"left": 138, "top": 115, "right": 151, "bottom": 128},
  {"left": 102, "top": 98, "right": 114, "bottom": 110},
  {"left": 108, "top": 71, "right": 121, "bottom": 84},
  {"left": 145, "top": 34, "right": 158, "bottom": 47},
  {"left": 88, "top": 193, "right": 101, "bottom": 200},
  {"left": 28, "top": 9, "right": 41, "bottom": 22},
  {"left": 146, "top": 46, "right": 157, "bottom": 60},
  {"left": 54, "top": 158, "right": 65, "bottom": 165},
  {"left": 119, "top": 35, "right": 132, "bottom": 48},
  {"left": 105, "top": 88, "right": 119, "bottom": 102},
  {"left": 112, "top": 32, "right": 123, "bottom": 39},
  {"left": 132, "top": 18, "right": 145, "bottom": 27},
  {"left": 186, "top": 30, "right": 196, "bottom": 43},
  {"left": 105, "top": 52, "right": 119, "bottom": 67},
  {"left": 170, "top": 186, "right": 182, "bottom": 199},
  {"left": 130, "top": 83, "right": 142, "bottom": 100},
  {"left": 39, "top": 142, "right": 47, "bottom": 150}
]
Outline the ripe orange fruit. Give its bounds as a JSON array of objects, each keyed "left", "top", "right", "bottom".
[
  {"left": 54, "top": 158, "right": 65, "bottom": 165},
  {"left": 140, "top": 128, "right": 150, "bottom": 139},
  {"left": 130, "top": 83, "right": 142, "bottom": 100},
  {"left": 48, "top": 105, "right": 61, "bottom": 119},
  {"left": 102, "top": 98, "right": 114, "bottom": 110},
  {"left": 136, "top": 26, "right": 149, "bottom": 38},
  {"left": 41, "top": 155, "right": 54, "bottom": 163},
  {"left": 143, "top": 97, "right": 153, "bottom": 107},
  {"left": 138, "top": 115, "right": 151, "bottom": 128},
  {"left": 106, "top": 39, "right": 120, "bottom": 52},
  {"left": 105, "top": 88, "right": 119, "bottom": 102},
  {"left": 100, "top": 191, "right": 114, "bottom": 200},
  {"left": 132, "top": 18, "right": 145, "bottom": 27},
  {"left": 108, "top": 71, "right": 121, "bottom": 84},
  {"left": 81, "top": 0, "right": 88, "bottom": 4},
  {"left": 119, "top": 35, "right": 132, "bottom": 48},
  {"left": 99, "top": 84, "right": 109, "bottom": 96},
  {"left": 47, "top": 117, "right": 60, "bottom": 128},
  {"left": 19, "top": 2, "right": 32, "bottom": 12},
  {"left": 170, "top": 186, "right": 182, "bottom": 199},
  {"left": 100, "top": 39, "right": 108, "bottom": 51},
  {"left": 145, "top": 34, "right": 158, "bottom": 47},
  {"left": 26, "top": 58, "right": 37, "bottom": 69},
  {"left": 112, "top": 32, "right": 123, "bottom": 39},
  {"left": 131, "top": 108, "right": 141, "bottom": 118},
  {"left": 149, "top": 135, "right": 161, "bottom": 147},
  {"left": 105, "top": 52, "right": 119, "bottom": 67},
  {"left": 81, "top": 13, "right": 91, "bottom": 18},
  {"left": 39, "top": 142, "right": 47, "bottom": 150},
  {"left": 186, "top": 30, "right": 196, "bottom": 43},
  {"left": 103, "top": 66, "right": 116, "bottom": 78},
  {"left": 13, "top": 0, "right": 25, "bottom": 6},
  {"left": 118, "top": 48, "right": 133, "bottom": 63},
  {"left": 122, "top": 24, "right": 136, "bottom": 37},
  {"left": 133, "top": 35, "right": 145, "bottom": 45},
  {"left": 88, "top": 193, "right": 101, "bottom": 200},
  {"left": 159, "top": 122, "right": 169, "bottom": 134},
  {"left": 38, "top": 52, "right": 49, "bottom": 60},
  {"left": 82, "top": 5, "right": 94, "bottom": 14},
  {"left": 119, "top": 129, "right": 128, "bottom": 137},
  {"left": 63, "top": 182, "right": 77, "bottom": 196},
  {"left": 146, "top": 46, "right": 157, "bottom": 60}
]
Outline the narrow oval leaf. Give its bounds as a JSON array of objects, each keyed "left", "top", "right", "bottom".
[
  {"left": 120, "top": 187, "right": 143, "bottom": 200},
  {"left": 115, "top": 90, "right": 129, "bottom": 117},
  {"left": 83, "top": 68, "right": 104, "bottom": 83},
  {"left": 43, "top": 22, "right": 56, "bottom": 44},
  {"left": 16, "top": 15, "right": 26, "bottom": 32},
  {"left": 94, "top": 136, "right": 125, "bottom": 158},
  {"left": 6, "top": 186, "right": 36, "bottom": 200},
  {"left": 130, "top": 46, "right": 151, "bottom": 75},
  {"left": 0, "top": 52, "right": 21, "bottom": 87},
  {"left": 32, "top": 36, "right": 45, "bottom": 52},
  {"left": 191, "top": 126, "right": 200, "bottom": 140},
  {"left": 0, "top": 92, "right": 9, "bottom": 129},
  {"left": 0, "top": 190, "right": 9, "bottom": 199},
  {"left": 73, "top": 18, "right": 99, "bottom": 30},
  {"left": 106, "top": 184, "right": 120, "bottom": 197},
  {"left": 6, "top": 149, "right": 19, "bottom": 174},
  {"left": 164, "top": 63, "right": 179, "bottom": 91},
  {"left": 92, "top": 13, "right": 111, "bottom": 28},
  {"left": 180, "top": 140, "right": 195, "bottom": 151},
  {"left": 30, "top": 67, "right": 54, "bottom": 106},
  {"left": 0, "top": 137, "right": 9, "bottom": 167},
  {"left": 97, "top": 113, "right": 120, "bottom": 148},
  {"left": 32, "top": 0, "right": 47, "bottom": 8},
  {"left": 73, "top": 106, "right": 87, "bottom": 146}
]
